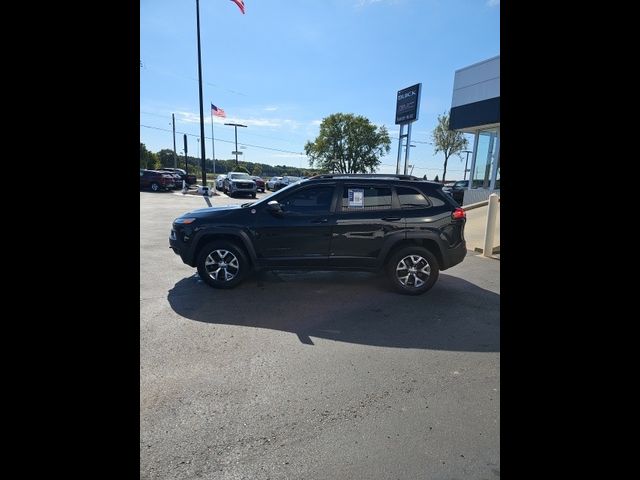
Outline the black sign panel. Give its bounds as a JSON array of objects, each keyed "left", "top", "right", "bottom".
[{"left": 395, "top": 83, "right": 421, "bottom": 125}]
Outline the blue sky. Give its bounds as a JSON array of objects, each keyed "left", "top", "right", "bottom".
[{"left": 140, "top": 0, "right": 499, "bottom": 179}]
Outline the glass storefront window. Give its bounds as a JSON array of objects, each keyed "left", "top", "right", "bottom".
[{"left": 471, "top": 127, "right": 499, "bottom": 189}]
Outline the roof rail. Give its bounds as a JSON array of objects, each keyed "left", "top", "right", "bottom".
[{"left": 309, "top": 173, "right": 420, "bottom": 180}]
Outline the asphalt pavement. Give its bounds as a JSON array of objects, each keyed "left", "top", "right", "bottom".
[{"left": 140, "top": 191, "right": 500, "bottom": 479}]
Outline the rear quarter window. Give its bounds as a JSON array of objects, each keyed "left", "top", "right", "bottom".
[{"left": 396, "top": 186, "right": 431, "bottom": 208}]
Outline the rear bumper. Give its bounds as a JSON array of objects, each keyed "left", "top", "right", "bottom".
[{"left": 440, "top": 241, "right": 467, "bottom": 270}]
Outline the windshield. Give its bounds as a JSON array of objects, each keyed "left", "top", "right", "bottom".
[{"left": 230, "top": 173, "right": 251, "bottom": 180}]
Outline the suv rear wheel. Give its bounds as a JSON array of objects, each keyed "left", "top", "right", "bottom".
[
  {"left": 150, "top": 182, "right": 160, "bottom": 192},
  {"left": 196, "top": 241, "right": 250, "bottom": 289},
  {"left": 386, "top": 246, "right": 439, "bottom": 295}
]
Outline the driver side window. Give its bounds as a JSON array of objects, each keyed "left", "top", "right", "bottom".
[{"left": 280, "top": 186, "right": 334, "bottom": 214}]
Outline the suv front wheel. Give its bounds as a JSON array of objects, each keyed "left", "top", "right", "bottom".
[
  {"left": 196, "top": 241, "right": 250, "bottom": 289},
  {"left": 386, "top": 246, "right": 439, "bottom": 295}
]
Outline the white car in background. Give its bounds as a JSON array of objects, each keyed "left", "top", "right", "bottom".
[
  {"left": 215, "top": 174, "right": 227, "bottom": 190},
  {"left": 266, "top": 176, "right": 283, "bottom": 191}
]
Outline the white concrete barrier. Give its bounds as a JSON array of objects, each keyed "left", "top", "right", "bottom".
[{"left": 483, "top": 193, "right": 499, "bottom": 257}]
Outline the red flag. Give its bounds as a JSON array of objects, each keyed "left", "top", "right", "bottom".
[{"left": 230, "top": 0, "right": 245, "bottom": 14}]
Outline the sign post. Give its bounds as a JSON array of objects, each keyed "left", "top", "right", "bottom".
[{"left": 395, "top": 83, "right": 421, "bottom": 175}]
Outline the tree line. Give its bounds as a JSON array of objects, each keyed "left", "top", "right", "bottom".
[{"left": 141, "top": 110, "right": 468, "bottom": 182}]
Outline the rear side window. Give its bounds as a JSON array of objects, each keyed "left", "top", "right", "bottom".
[
  {"left": 340, "top": 185, "right": 392, "bottom": 211},
  {"left": 397, "top": 187, "right": 431, "bottom": 208}
]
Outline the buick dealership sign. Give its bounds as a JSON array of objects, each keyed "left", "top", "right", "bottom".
[{"left": 395, "top": 83, "right": 421, "bottom": 125}]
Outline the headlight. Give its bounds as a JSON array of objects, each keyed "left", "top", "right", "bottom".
[{"left": 174, "top": 217, "right": 196, "bottom": 224}]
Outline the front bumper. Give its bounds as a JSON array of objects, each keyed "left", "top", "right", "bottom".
[{"left": 169, "top": 231, "right": 195, "bottom": 266}]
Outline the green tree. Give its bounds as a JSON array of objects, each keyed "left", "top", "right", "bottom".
[
  {"left": 251, "top": 164, "right": 263, "bottom": 177},
  {"left": 431, "top": 112, "right": 468, "bottom": 183},
  {"left": 140, "top": 143, "right": 161, "bottom": 169},
  {"left": 304, "top": 113, "right": 391, "bottom": 173},
  {"left": 158, "top": 149, "right": 177, "bottom": 168}
]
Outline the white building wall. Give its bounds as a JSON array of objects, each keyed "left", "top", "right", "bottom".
[{"left": 451, "top": 55, "right": 500, "bottom": 108}]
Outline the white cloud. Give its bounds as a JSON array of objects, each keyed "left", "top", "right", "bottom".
[
  {"left": 264, "top": 106, "right": 278, "bottom": 112},
  {"left": 310, "top": 120, "right": 322, "bottom": 126},
  {"left": 176, "top": 111, "right": 304, "bottom": 129},
  {"left": 487, "top": 0, "right": 499, "bottom": 6}
]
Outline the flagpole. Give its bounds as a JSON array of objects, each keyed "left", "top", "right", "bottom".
[
  {"left": 210, "top": 106, "right": 216, "bottom": 178},
  {"left": 195, "top": 0, "right": 207, "bottom": 188}
]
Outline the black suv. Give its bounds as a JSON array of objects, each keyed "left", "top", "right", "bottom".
[{"left": 169, "top": 174, "right": 467, "bottom": 295}]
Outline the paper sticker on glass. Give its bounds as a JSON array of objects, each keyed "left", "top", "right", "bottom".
[{"left": 348, "top": 188, "right": 364, "bottom": 207}]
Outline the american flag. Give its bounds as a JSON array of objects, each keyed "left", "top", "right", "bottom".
[
  {"left": 211, "top": 103, "right": 226, "bottom": 118},
  {"left": 230, "top": 0, "right": 245, "bottom": 14}
]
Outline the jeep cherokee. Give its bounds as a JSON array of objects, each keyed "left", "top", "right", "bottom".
[{"left": 169, "top": 174, "right": 466, "bottom": 295}]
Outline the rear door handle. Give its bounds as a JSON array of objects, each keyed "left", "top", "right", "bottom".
[
  {"left": 311, "top": 218, "right": 328, "bottom": 223},
  {"left": 382, "top": 217, "right": 401, "bottom": 222}
]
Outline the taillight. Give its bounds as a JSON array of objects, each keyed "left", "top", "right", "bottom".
[{"left": 452, "top": 208, "right": 466, "bottom": 220}]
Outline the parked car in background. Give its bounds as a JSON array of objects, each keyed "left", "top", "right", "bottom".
[
  {"left": 267, "top": 177, "right": 282, "bottom": 190},
  {"left": 266, "top": 176, "right": 283, "bottom": 191},
  {"left": 158, "top": 168, "right": 197, "bottom": 187},
  {"left": 251, "top": 176, "right": 266, "bottom": 193},
  {"left": 223, "top": 172, "right": 257, "bottom": 198},
  {"left": 442, "top": 180, "right": 468, "bottom": 204},
  {"left": 156, "top": 169, "right": 183, "bottom": 189},
  {"left": 140, "top": 169, "right": 176, "bottom": 192},
  {"left": 273, "top": 176, "right": 302, "bottom": 191},
  {"left": 215, "top": 174, "right": 227, "bottom": 190}
]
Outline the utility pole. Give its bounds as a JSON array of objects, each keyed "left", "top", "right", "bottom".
[
  {"left": 172, "top": 113, "right": 177, "bottom": 168},
  {"left": 462, "top": 150, "right": 472, "bottom": 181},
  {"left": 224, "top": 122, "right": 247, "bottom": 168}
]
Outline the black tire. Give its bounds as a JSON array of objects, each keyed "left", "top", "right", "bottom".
[
  {"left": 196, "top": 241, "right": 250, "bottom": 289},
  {"left": 251, "top": 193, "right": 256, "bottom": 198},
  {"left": 150, "top": 182, "right": 160, "bottom": 192},
  {"left": 386, "top": 246, "right": 439, "bottom": 295}
]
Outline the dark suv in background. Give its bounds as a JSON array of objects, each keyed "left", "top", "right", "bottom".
[
  {"left": 140, "top": 169, "right": 175, "bottom": 191},
  {"left": 158, "top": 168, "right": 197, "bottom": 188},
  {"left": 170, "top": 174, "right": 466, "bottom": 295}
]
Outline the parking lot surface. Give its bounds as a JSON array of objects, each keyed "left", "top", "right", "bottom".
[{"left": 140, "top": 190, "right": 500, "bottom": 479}]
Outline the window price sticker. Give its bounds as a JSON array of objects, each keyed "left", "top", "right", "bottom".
[{"left": 348, "top": 188, "right": 364, "bottom": 207}]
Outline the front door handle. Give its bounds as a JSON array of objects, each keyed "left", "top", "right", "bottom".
[
  {"left": 311, "top": 218, "right": 328, "bottom": 223},
  {"left": 382, "top": 216, "right": 401, "bottom": 222}
]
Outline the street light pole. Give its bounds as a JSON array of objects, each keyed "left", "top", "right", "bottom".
[
  {"left": 224, "top": 122, "right": 247, "bottom": 168},
  {"left": 195, "top": 0, "right": 207, "bottom": 187},
  {"left": 172, "top": 113, "right": 177, "bottom": 168},
  {"left": 462, "top": 150, "right": 472, "bottom": 181}
]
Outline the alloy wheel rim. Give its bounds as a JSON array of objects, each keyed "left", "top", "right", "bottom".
[
  {"left": 204, "top": 249, "right": 240, "bottom": 282},
  {"left": 396, "top": 255, "right": 430, "bottom": 288}
]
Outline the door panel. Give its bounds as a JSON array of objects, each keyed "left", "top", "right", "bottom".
[
  {"left": 251, "top": 185, "right": 335, "bottom": 267},
  {"left": 329, "top": 184, "right": 404, "bottom": 268}
]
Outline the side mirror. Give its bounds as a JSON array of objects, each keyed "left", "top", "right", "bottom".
[{"left": 266, "top": 200, "right": 284, "bottom": 216}]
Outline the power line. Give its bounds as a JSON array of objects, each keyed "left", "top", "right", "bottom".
[
  {"left": 142, "top": 111, "right": 308, "bottom": 145},
  {"left": 140, "top": 124, "right": 305, "bottom": 156},
  {"left": 141, "top": 63, "right": 248, "bottom": 97}
]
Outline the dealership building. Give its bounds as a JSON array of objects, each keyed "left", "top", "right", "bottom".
[{"left": 449, "top": 55, "right": 500, "bottom": 205}]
